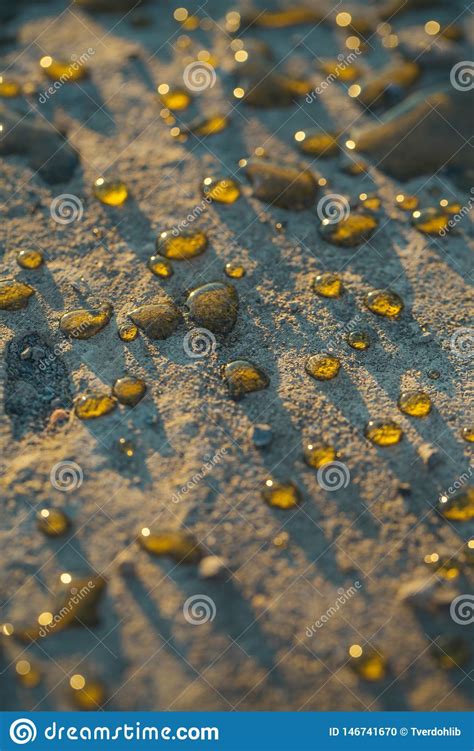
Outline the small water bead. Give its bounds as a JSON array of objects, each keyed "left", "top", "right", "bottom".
[
  {"left": 365, "top": 289, "right": 404, "bottom": 318},
  {"left": 147, "top": 255, "right": 173, "bottom": 278},
  {"left": 461, "top": 427, "right": 474, "bottom": 443},
  {"left": 365, "top": 420, "right": 403, "bottom": 446},
  {"left": 202, "top": 177, "right": 241, "bottom": 204},
  {"left": 224, "top": 360, "right": 269, "bottom": 398},
  {"left": 305, "top": 355, "right": 340, "bottom": 381},
  {"left": 16, "top": 660, "right": 41, "bottom": 688},
  {"left": 0, "top": 77, "right": 22, "bottom": 97},
  {"left": 357, "top": 192, "right": 381, "bottom": 211},
  {"left": 262, "top": 479, "right": 301, "bottom": 509},
  {"left": 245, "top": 160, "right": 318, "bottom": 210},
  {"left": 71, "top": 675, "right": 106, "bottom": 709},
  {"left": 118, "top": 437, "right": 135, "bottom": 457},
  {"left": 242, "top": 7, "right": 322, "bottom": 28},
  {"left": 186, "top": 114, "right": 229, "bottom": 137},
  {"left": 395, "top": 193, "right": 419, "bottom": 211},
  {"left": 118, "top": 323, "right": 138, "bottom": 342},
  {"left": 312, "top": 272, "right": 343, "bottom": 298},
  {"left": 0, "top": 279, "right": 35, "bottom": 310},
  {"left": 430, "top": 636, "right": 470, "bottom": 670},
  {"left": 224, "top": 262, "right": 246, "bottom": 279},
  {"left": 127, "top": 300, "right": 182, "bottom": 339},
  {"left": 138, "top": 528, "right": 203, "bottom": 563},
  {"left": 187, "top": 282, "right": 239, "bottom": 334},
  {"left": 341, "top": 159, "right": 368, "bottom": 176},
  {"left": 319, "top": 213, "right": 378, "bottom": 247},
  {"left": 437, "top": 488, "right": 474, "bottom": 521},
  {"left": 398, "top": 389, "right": 432, "bottom": 417},
  {"left": 346, "top": 330, "right": 370, "bottom": 350},
  {"left": 112, "top": 376, "right": 147, "bottom": 406},
  {"left": 157, "top": 84, "right": 191, "bottom": 111},
  {"left": 37, "top": 508, "right": 71, "bottom": 537},
  {"left": 348, "top": 645, "right": 387, "bottom": 681},
  {"left": 424, "top": 552, "right": 460, "bottom": 580},
  {"left": 241, "top": 72, "right": 311, "bottom": 108},
  {"left": 156, "top": 229, "right": 208, "bottom": 260},
  {"left": 294, "top": 130, "right": 339, "bottom": 157},
  {"left": 16, "top": 249, "right": 44, "bottom": 269},
  {"left": 304, "top": 443, "right": 337, "bottom": 469},
  {"left": 39, "top": 56, "right": 88, "bottom": 82},
  {"left": 319, "top": 60, "right": 361, "bottom": 82},
  {"left": 93, "top": 177, "right": 128, "bottom": 206},
  {"left": 74, "top": 393, "right": 117, "bottom": 420},
  {"left": 60, "top": 303, "right": 113, "bottom": 339},
  {"left": 412, "top": 208, "right": 449, "bottom": 235}
]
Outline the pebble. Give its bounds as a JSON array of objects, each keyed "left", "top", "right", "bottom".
[{"left": 251, "top": 423, "right": 273, "bottom": 448}]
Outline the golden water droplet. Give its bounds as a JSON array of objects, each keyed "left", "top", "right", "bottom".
[
  {"left": 305, "top": 354, "right": 341, "bottom": 381},
  {"left": 16, "top": 660, "right": 41, "bottom": 688},
  {"left": 398, "top": 389, "right": 431, "bottom": 417},
  {"left": 273, "top": 531, "right": 289, "bottom": 548},
  {"left": 186, "top": 114, "right": 229, "bottom": 137},
  {"left": 341, "top": 159, "right": 368, "bottom": 176},
  {"left": 224, "top": 262, "right": 246, "bottom": 279},
  {"left": 365, "top": 420, "right": 403, "bottom": 446},
  {"left": 127, "top": 300, "right": 182, "bottom": 339},
  {"left": 365, "top": 289, "right": 404, "bottom": 318},
  {"left": 0, "top": 279, "right": 35, "bottom": 310},
  {"left": 437, "top": 488, "right": 474, "bottom": 521},
  {"left": 0, "top": 77, "right": 22, "bottom": 97},
  {"left": 461, "top": 427, "right": 474, "bottom": 443},
  {"left": 244, "top": 7, "right": 321, "bottom": 28},
  {"left": 202, "top": 177, "right": 241, "bottom": 204},
  {"left": 425, "top": 20, "right": 440, "bottom": 35},
  {"left": 304, "top": 443, "right": 337, "bottom": 468},
  {"left": 358, "top": 192, "right": 381, "bottom": 211},
  {"left": 395, "top": 193, "right": 419, "bottom": 211},
  {"left": 37, "top": 508, "right": 71, "bottom": 537},
  {"left": 74, "top": 393, "right": 117, "bottom": 420},
  {"left": 346, "top": 330, "right": 370, "bottom": 350},
  {"left": 147, "top": 255, "right": 173, "bottom": 278},
  {"left": 424, "top": 552, "right": 460, "bottom": 580},
  {"left": 320, "top": 60, "right": 360, "bottom": 82},
  {"left": 2, "top": 623, "right": 14, "bottom": 636},
  {"left": 412, "top": 208, "right": 449, "bottom": 235},
  {"left": 138, "top": 528, "right": 203, "bottom": 563},
  {"left": 348, "top": 84, "right": 361, "bottom": 97},
  {"left": 246, "top": 160, "right": 318, "bottom": 210},
  {"left": 312, "top": 272, "right": 343, "bottom": 298},
  {"left": 349, "top": 645, "right": 387, "bottom": 681},
  {"left": 320, "top": 213, "right": 378, "bottom": 247},
  {"left": 112, "top": 376, "right": 147, "bottom": 406},
  {"left": 262, "top": 480, "right": 301, "bottom": 509},
  {"left": 187, "top": 282, "right": 239, "bottom": 333},
  {"left": 295, "top": 131, "right": 339, "bottom": 157},
  {"left": 16, "top": 249, "right": 44, "bottom": 269},
  {"left": 430, "top": 636, "right": 470, "bottom": 670},
  {"left": 60, "top": 303, "right": 113, "bottom": 339},
  {"left": 118, "top": 437, "right": 135, "bottom": 457},
  {"left": 38, "top": 611, "right": 53, "bottom": 626},
  {"left": 158, "top": 85, "right": 191, "bottom": 110},
  {"left": 336, "top": 11, "right": 352, "bottom": 26},
  {"left": 40, "top": 56, "right": 88, "bottom": 82},
  {"left": 71, "top": 676, "right": 106, "bottom": 709},
  {"left": 118, "top": 322, "right": 139, "bottom": 342},
  {"left": 157, "top": 229, "right": 208, "bottom": 260},
  {"left": 93, "top": 177, "right": 128, "bottom": 206},
  {"left": 224, "top": 360, "right": 269, "bottom": 398}
]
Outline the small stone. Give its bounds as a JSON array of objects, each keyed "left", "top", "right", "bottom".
[
  {"left": 251, "top": 423, "right": 273, "bottom": 448},
  {"left": 245, "top": 159, "right": 318, "bottom": 210},
  {"left": 417, "top": 442, "right": 440, "bottom": 467}
]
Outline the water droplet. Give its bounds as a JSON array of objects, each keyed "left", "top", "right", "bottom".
[
  {"left": 224, "top": 262, "right": 246, "bottom": 279},
  {"left": 461, "top": 427, "right": 474, "bottom": 443},
  {"left": 74, "top": 393, "right": 117, "bottom": 420},
  {"left": 365, "top": 289, "right": 404, "bottom": 318},
  {"left": 40, "top": 56, "right": 88, "bottom": 82},
  {"left": 127, "top": 300, "right": 182, "bottom": 339},
  {"left": 262, "top": 480, "right": 301, "bottom": 509},
  {"left": 187, "top": 282, "right": 239, "bottom": 333},
  {"left": 242, "top": 7, "right": 322, "bottom": 28},
  {"left": 37, "top": 508, "right": 71, "bottom": 537},
  {"left": 224, "top": 360, "right": 269, "bottom": 398},
  {"left": 118, "top": 322, "right": 139, "bottom": 342},
  {"left": 305, "top": 354, "right": 341, "bottom": 381},
  {"left": 16, "top": 249, "right": 44, "bottom": 269},
  {"left": 357, "top": 192, "right": 381, "bottom": 211},
  {"left": 0, "top": 279, "right": 35, "bottom": 310},
  {"left": 398, "top": 389, "right": 431, "bottom": 417},
  {"left": 295, "top": 131, "right": 339, "bottom": 157},
  {"left": 346, "top": 330, "right": 370, "bottom": 350},
  {"left": 138, "top": 528, "right": 203, "bottom": 563},
  {"left": 312, "top": 272, "right": 343, "bottom": 298},
  {"left": 365, "top": 420, "right": 403, "bottom": 446},
  {"left": 156, "top": 229, "right": 208, "bottom": 260},
  {"left": 437, "top": 488, "right": 474, "bottom": 521},
  {"left": 341, "top": 159, "right": 368, "bottom": 176},
  {"left": 319, "top": 213, "right": 378, "bottom": 247},
  {"left": 71, "top": 676, "right": 106, "bottom": 709},
  {"left": 412, "top": 207, "right": 449, "bottom": 235},
  {"left": 147, "top": 256, "right": 173, "bottom": 278},
  {"left": 185, "top": 114, "right": 229, "bottom": 137},
  {"left": 320, "top": 60, "right": 361, "bottom": 82},
  {"left": 430, "top": 636, "right": 470, "bottom": 669},
  {"left": 112, "top": 376, "right": 147, "bottom": 406},
  {"left": 303, "top": 443, "right": 337, "bottom": 468},
  {"left": 59, "top": 303, "right": 113, "bottom": 339},
  {"left": 93, "top": 177, "right": 128, "bottom": 206},
  {"left": 349, "top": 645, "right": 387, "bottom": 681},
  {"left": 395, "top": 193, "right": 419, "bottom": 211},
  {"left": 0, "top": 77, "right": 22, "bottom": 97},
  {"left": 245, "top": 160, "right": 318, "bottom": 210},
  {"left": 157, "top": 84, "right": 191, "bottom": 110},
  {"left": 16, "top": 660, "right": 41, "bottom": 688},
  {"left": 242, "top": 72, "right": 311, "bottom": 107},
  {"left": 202, "top": 177, "right": 241, "bottom": 204}
]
